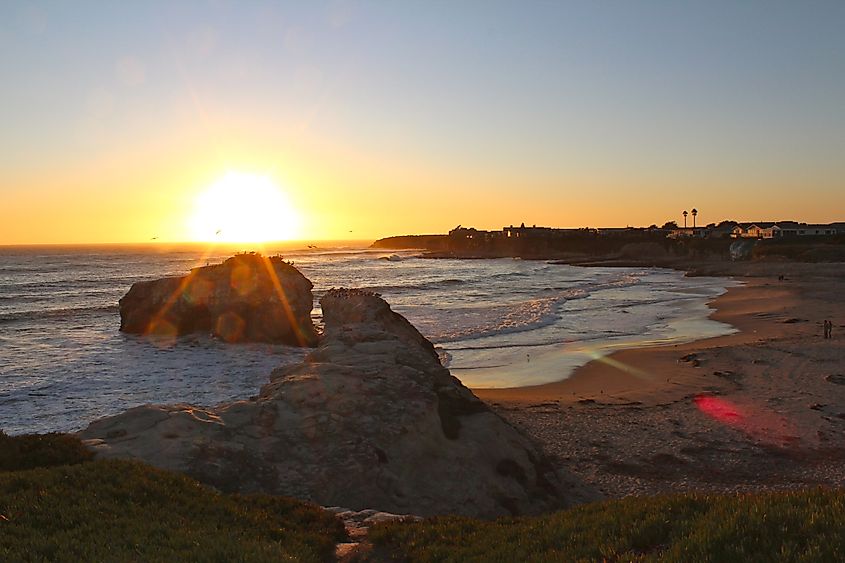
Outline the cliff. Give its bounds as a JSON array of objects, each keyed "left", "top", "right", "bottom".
[{"left": 82, "top": 289, "right": 587, "bottom": 517}]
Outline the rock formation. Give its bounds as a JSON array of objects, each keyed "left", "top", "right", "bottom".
[
  {"left": 83, "top": 289, "right": 581, "bottom": 517},
  {"left": 118, "top": 253, "right": 317, "bottom": 346}
]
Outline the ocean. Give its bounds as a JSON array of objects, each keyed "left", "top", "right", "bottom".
[{"left": 0, "top": 244, "right": 737, "bottom": 435}]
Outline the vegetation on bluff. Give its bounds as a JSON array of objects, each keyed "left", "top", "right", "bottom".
[
  {"left": 370, "top": 489, "right": 845, "bottom": 562},
  {"left": 5, "top": 431, "right": 845, "bottom": 561},
  {"left": 0, "top": 430, "right": 94, "bottom": 471},
  {"left": 0, "top": 432, "right": 345, "bottom": 562}
]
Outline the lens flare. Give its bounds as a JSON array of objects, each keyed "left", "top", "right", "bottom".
[{"left": 694, "top": 394, "right": 798, "bottom": 446}]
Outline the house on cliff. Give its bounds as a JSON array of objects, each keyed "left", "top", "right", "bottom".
[
  {"left": 731, "top": 221, "right": 841, "bottom": 239},
  {"left": 503, "top": 223, "right": 557, "bottom": 239},
  {"left": 668, "top": 227, "right": 708, "bottom": 239},
  {"left": 800, "top": 224, "right": 839, "bottom": 236},
  {"left": 448, "top": 226, "right": 503, "bottom": 250},
  {"left": 448, "top": 226, "right": 502, "bottom": 242},
  {"left": 707, "top": 221, "right": 739, "bottom": 239},
  {"left": 734, "top": 222, "right": 779, "bottom": 239}
]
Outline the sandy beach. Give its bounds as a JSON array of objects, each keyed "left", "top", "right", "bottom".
[{"left": 474, "top": 262, "right": 845, "bottom": 499}]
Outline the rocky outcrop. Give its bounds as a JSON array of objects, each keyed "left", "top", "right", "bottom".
[
  {"left": 118, "top": 253, "right": 317, "bottom": 346},
  {"left": 82, "top": 289, "right": 581, "bottom": 517}
]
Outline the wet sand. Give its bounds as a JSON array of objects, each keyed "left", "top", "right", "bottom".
[{"left": 473, "top": 262, "right": 845, "bottom": 498}]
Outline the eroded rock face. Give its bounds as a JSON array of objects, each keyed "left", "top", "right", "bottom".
[
  {"left": 118, "top": 253, "right": 317, "bottom": 346},
  {"left": 83, "top": 289, "right": 579, "bottom": 517}
]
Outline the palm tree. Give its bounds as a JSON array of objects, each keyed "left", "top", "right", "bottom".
[
  {"left": 691, "top": 208, "right": 698, "bottom": 228},
  {"left": 683, "top": 210, "right": 688, "bottom": 228}
]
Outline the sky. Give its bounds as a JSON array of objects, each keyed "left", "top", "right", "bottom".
[{"left": 1, "top": 1, "right": 844, "bottom": 244}]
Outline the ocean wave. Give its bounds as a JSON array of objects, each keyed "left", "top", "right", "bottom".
[
  {"left": 448, "top": 341, "right": 550, "bottom": 352},
  {"left": 593, "top": 273, "right": 641, "bottom": 290},
  {"left": 0, "top": 276, "right": 150, "bottom": 292},
  {"left": 449, "top": 363, "right": 510, "bottom": 370},
  {"left": 414, "top": 281, "right": 629, "bottom": 344},
  {"left": 490, "top": 271, "right": 530, "bottom": 280},
  {"left": 543, "top": 274, "right": 640, "bottom": 301},
  {"left": 357, "top": 277, "right": 467, "bottom": 294},
  {"left": 287, "top": 248, "right": 411, "bottom": 259},
  {"left": 0, "top": 262, "right": 96, "bottom": 274},
  {"left": 0, "top": 287, "right": 123, "bottom": 302},
  {"left": 435, "top": 348, "right": 453, "bottom": 367},
  {"left": 0, "top": 305, "right": 118, "bottom": 325},
  {"left": 423, "top": 295, "right": 564, "bottom": 343}
]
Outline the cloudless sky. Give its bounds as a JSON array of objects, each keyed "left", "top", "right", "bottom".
[{"left": 2, "top": 1, "right": 844, "bottom": 243}]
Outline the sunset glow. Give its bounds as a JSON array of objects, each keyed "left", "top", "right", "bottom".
[
  {"left": 187, "top": 172, "right": 301, "bottom": 243},
  {"left": 1, "top": 2, "right": 844, "bottom": 246}
]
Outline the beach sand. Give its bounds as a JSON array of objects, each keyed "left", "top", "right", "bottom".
[{"left": 473, "top": 262, "right": 845, "bottom": 499}]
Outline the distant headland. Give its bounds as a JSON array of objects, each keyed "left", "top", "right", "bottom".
[{"left": 373, "top": 220, "right": 845, "bottom": 265}]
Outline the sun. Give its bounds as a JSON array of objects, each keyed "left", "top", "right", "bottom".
[{"left": 188, "top": 172, "right": 301, "bottom": 243}]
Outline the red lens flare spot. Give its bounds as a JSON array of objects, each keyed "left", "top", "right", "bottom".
[
  {"left": 694, "top": 394, "right": 799, "bottom": 446},
  {"left": 694, "top": 395, "right": 745, "bottom": 425}
]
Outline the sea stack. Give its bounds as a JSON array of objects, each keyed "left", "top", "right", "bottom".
[
  {"left": 82, "top": 289, "right": 582, "bottom": 517},
  {"left": 118, "top": 253, "right": 317, "bottom": 346}
]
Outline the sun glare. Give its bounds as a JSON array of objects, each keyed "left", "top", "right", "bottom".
[{"left": 188, "top": 172, "right": 301, "bottom": 243}]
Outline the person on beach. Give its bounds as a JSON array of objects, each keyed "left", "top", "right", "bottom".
[{"left": 823, "top": 320, "right": 832, "bottom": 339}]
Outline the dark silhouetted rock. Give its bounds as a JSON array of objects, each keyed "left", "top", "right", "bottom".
[
  {"left": 82, "top": 289, "right": 589, "bottom": 517},
  {"left": 118, "top": 253, "right": 317, "bottom": 346}
]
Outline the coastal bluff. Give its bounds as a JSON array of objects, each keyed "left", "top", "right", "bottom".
[
  {"left": 81, "top": 289, "right": 582, "bottom": 517},
  {"left": 118, "top": 253, "right": 317, "bottom": 346}
]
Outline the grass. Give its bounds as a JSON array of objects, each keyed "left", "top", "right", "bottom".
[
  {"left": 7, "top": 431, "right": 844, "bottom": 561},
  {"left": 0, "top": 432, "right": 345, "bottom": 562},
  {"left": 369, "top": 489, "right": 845, "bottom": 562}
]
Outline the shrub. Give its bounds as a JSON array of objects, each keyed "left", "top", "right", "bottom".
[
  {"left": 0, "top": 458, "right": 345, "bottom": 561},
  {"left": 0, "top": 430, "right": 94, "bottom": 472},
  {"left": 370, "top": 489, "right": 845, "bottom": 562}
]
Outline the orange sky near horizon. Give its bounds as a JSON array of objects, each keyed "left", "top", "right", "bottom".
[
  {"left": 4, "top": 128, "right": 842, "bottom": 246},
  {"left": 3, "top": 106, "right": 844, "bottom": 246},
  {"left": 2, "top": 2, "right": 844, "bottom": 246},
  {"left": 4, "top": 168, "right": 843, "bottom": 246}
]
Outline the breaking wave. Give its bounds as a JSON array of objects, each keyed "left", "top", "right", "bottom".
[{"left": 0, "top": 305, "right": 118, "bottom": 325}]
